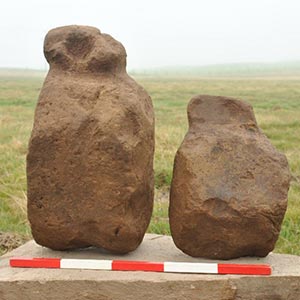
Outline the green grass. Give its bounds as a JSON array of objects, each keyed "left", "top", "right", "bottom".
[{"left": 0, "top": 70, "right": 299, "bottom": 256}]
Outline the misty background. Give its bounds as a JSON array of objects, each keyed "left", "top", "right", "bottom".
[{"left": 1, "top": 0, "right": 300, "bottom": 71}]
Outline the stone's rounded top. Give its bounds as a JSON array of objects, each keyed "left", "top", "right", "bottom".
[
  {"left": 44, "top": 25, "right": 127, "bottom": 74},
  {"left": 47, "top": 25, "right": 101, "bottom": 37},
  {"left": 187, "top": 95, "right": 258, "bottom": 129}
]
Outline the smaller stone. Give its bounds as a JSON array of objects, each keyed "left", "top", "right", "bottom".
[{"left": 169, "top": 95, "right": 291, "bottom": 259}]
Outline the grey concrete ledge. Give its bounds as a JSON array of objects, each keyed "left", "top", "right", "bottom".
[{"left": 1, "top": 234, "right": 300, "bottom": 300}]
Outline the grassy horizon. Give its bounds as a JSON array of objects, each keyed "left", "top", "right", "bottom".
[
  {"left": 3, "top": 60, "right": 300, "bottom": 79},
  {"left": 0, "top": 70, "right": 299, "bottom": 256}
]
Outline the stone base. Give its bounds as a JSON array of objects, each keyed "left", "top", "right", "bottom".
[{"left": 0, "top": 234, "right": 300, "bottom": 300}]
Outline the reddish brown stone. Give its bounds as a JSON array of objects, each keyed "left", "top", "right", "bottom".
[
  {"left": 169, "top": 95, "right": 291, "bottom": 259},
  {"left": 27, "top": 25, "right": 154, "bottom": 253}
]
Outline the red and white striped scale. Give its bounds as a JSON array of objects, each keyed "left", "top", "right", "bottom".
[{"left": 10, "top": 257, "right": 271, "bottom": 275}]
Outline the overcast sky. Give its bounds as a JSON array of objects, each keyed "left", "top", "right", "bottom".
[{"left": 1, "top": 0, "right": 300, "bottom": 70}]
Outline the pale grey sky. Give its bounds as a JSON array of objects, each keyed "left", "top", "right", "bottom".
[{"left": 1, "top": 0, "right": 300, "bottom": 70}]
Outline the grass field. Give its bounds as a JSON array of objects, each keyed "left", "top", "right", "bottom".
[{"left": 0, "top": 70, "right": 299, "bottom": 255}]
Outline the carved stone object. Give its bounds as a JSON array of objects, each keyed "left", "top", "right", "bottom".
[
  {"left": 27, "top": 25, "right": 155, "bottom": 253},
  {"left": 169, "top": 95, "right": 290, "bottom": 259}
]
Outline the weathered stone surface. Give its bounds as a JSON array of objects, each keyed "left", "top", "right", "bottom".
[
  {"left": 27, "top": 25, "right": 154, "bottom": 253},
  {"left": 169, "top": 95, "right": 291, "bottom": 259},
  {"left": 1, "top": 234, "right": 300, "bottom": 300}
]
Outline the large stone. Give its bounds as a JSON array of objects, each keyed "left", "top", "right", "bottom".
[
  {"left": 169, "top": 95, "right": 291, "bottom": 259},
  {"left": 1, "top": 234, "right": 300, "bottom": 300},
  {"left": 27, "top": 25, "right": 155, "bottom": 253}
]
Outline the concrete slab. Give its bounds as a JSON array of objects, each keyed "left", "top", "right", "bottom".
[{"left": 0, "top": 234, "right": 300, "bottom": 300}]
